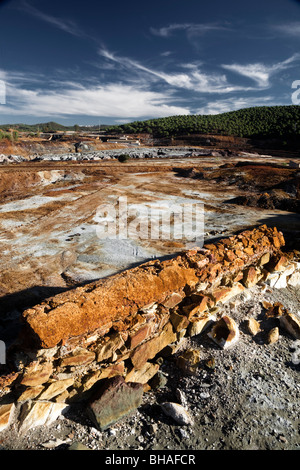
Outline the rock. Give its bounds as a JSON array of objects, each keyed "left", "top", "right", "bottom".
[
  {"left": 187, "top": 315, "right": 216, "bottom": 337},
  {"left": 208, "top": 315, "right": 239, "bottom": 349},
  {"left": 20, "top": 361, "right": 53, "bottom": 387},
  {"left": 243, "top": 267, "right": 260, "bottom": 288},
  {"left": 282, "top": 264, "right": 296, "bottom": 277},
  {"left": 130, "top": 322, "right": 176, "bottom": 369},
  {"left": 273, "top": 255, "right": 288, "bottom": 272},
  {"left": 19, "top": 225, "right": 284, "bottom": 351},
  {"left": 205, "top": 357, "right": 216, "bottom": 369},
  {"left": 160, "top": 402, "right": 194, "bottom": 426},
  {"left": 175, "top": 388, "right": 188, "bottom": 407},
  {"left": 176, "top": 349, "right": 201, "bottom": 375},
  {"left": 149, "top": 371, "right": 168, "bottom": 390},
  {"left": 128, "top": 325, "right": 154, "bottom": 350},
  {"left": 181, "top": 295, "right": 211, "bottom": 317},
  {"left": 96, "top": 332, "right": 126, "bottom": 362},
  {"left": 263, "top": 301, "right": 285, "bottom": 318},
  {"left": 78, "top": 363, "right": 126, "bottom": 396},
  {"left": 88, "top": 376, "right": 143, "bottom": 431},
  {"left": 36, "top": 346, "right": 59, "bottom": 360},
  {"left": 162, "top": 292, "right": 183, "bottom": 308},
  {"left": 242, "top": 290, "right": 252, "bottom": 301},
  {"left": 279, "top": 312, "right": 300, "bottom": 339},
  {"left": 245, "top": 318, "right": 261, "bottom": 336},
  {"left": 42, "top": 437, "right": 71, "bottom": 449},
  {"left": 17, "top": 385, "right": 44, "bottom": 401},
  {"left": 170, "top": 311, "right": 190, "bottom": 332},
  {"left": 0, "top": 403, "right": 15, "bottom": 432},
  {"left": 259, "top": 252, "right": 270, "bottom": 266},
  {"left": 288, "top": 271, "right": 300, "bottom": 287},
  {"left": 160, "top": 336, "right": 186, "bottom": 357},
  {"left": 19, "top": 401, "right": 69, "bottom": 433},
  {"left": 125, "top": 362, "right": 159, "bottom": 384},
  {"left": 68, "top": 441, "right": 91, "bottom": 450},
  {"left": 211, "top": 283, "right": 244, "bottom": 304},
  {"left": 60, "top": 348, "right": 95, "bottom": 367},
  {"left": 37, "top": 378, "right": 74, "bottom": 400},
  {"left": 22, "top": 255, "right": 198, "bottom": 349},
  {"left": 273, "top": 273, "right": 288, "bottom": 289},
  {"left": 291, "top": 340, "right": 300, "bottom": 365},
  {"left": 267, "top": 327, "right": 279, "bottom": 344},
  {"left": 266, "top": 272, "right": 279, "bottom": 287}
]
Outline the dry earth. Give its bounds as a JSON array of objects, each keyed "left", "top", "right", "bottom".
[{"left": 0, "top": 145, "right": 299, "bottom": 452}]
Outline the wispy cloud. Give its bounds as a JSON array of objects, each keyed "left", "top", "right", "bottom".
[
  {"left": 272, "top": 22, "right": 300, "bottom": 36},
  {"left": 160, "top": 51, "right": 173, "bottom": 57},
  {"left": 222, "top": 54, "right": 300, "bottom": 88},
  {"left": 150, "top": 22, "right": 229, "bottom": 38},
  {"left": 221, "top": 63, "right": 271, "bottom": 88},
  {"left": 150, "top": 22, "right": 232, "bottom": 50},
  {"left": 196, "top": 96, "right": 277, "bottom": 115},
  {"left": 98, "top": 47, "right": 253, "bottom": 94},
  {"left": 18, "top": 1, "right": 84, "bottom": 37}
]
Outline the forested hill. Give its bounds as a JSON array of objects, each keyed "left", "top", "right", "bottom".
[{"left": 107, "top": 105, "right": 300, "bottom": 139}]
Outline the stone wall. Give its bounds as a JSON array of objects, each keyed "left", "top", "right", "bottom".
[{"left": 0, "top": 224, "right": 299, "bottom": 432}]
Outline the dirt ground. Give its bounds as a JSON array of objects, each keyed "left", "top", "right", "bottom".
[{"left": 0, "top": 148, "right": 299, "bottom": 452}]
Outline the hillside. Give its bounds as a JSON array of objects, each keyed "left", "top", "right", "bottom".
[
  {"left": 1, "top": 106, "right": 300, "bottom": 154},
  {"left": 107, "top": 105, "right": 300, "bottom": 143},
  {"left": 1, "top": 106, "right": 300, "bottom": 140}
]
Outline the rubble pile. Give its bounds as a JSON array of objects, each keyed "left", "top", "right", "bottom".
[{"left": 0, "top": 224, "right": 300, "bottom": 434}]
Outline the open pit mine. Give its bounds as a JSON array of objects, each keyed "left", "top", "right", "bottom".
[{"left": 0, "top": 138, "right": 299, "bottom": 450}]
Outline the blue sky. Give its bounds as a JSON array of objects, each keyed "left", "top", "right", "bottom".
[{"left": 0, "top": 0, "right": 300, "bottom": 125}]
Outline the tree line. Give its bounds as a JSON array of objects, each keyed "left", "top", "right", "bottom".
[{"left": 106, "top": 105, "right": 300, "bottom": 140}]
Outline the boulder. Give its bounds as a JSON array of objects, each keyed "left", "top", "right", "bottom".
[{"left": 88, "top": 376, "right": 143, "bottom": 431}]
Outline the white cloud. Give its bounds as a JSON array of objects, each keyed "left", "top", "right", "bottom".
[
  {"left": 1, "top": 79, "right": 190, "bottom": 118},
  {"left": 222, "top": 54, "right": 300, "bottom": 88}
]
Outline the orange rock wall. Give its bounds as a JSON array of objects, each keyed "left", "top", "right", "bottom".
[{"left": 22, "top": 224, "right": 285, "bottom": 349}]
